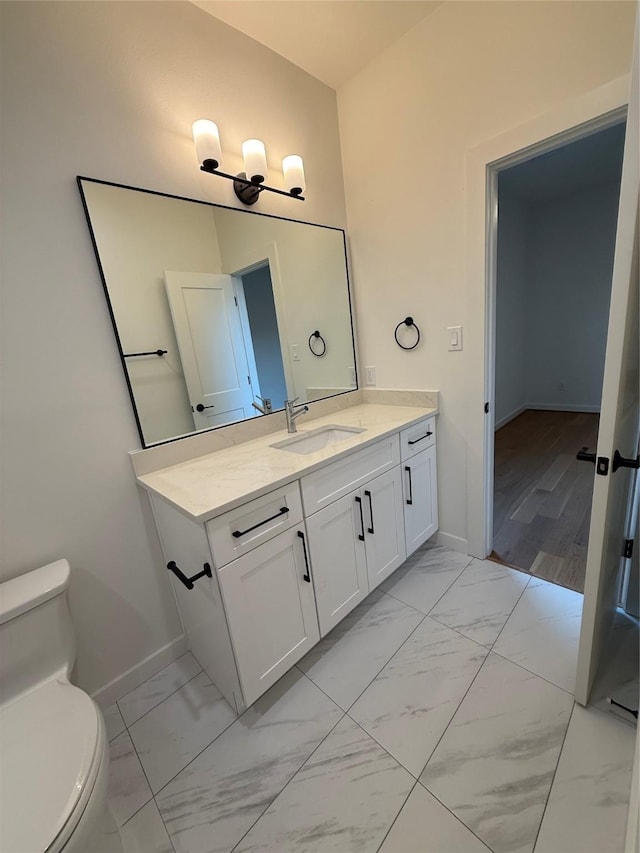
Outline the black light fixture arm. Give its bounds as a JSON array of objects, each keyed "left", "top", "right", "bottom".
[{"left": 200, "top": 163, "right": 304, "bottom": 205}]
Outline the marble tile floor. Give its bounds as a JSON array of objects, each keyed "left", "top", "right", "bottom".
[{"left": 104, "top": 543, "right": 636, "bottom": 853}]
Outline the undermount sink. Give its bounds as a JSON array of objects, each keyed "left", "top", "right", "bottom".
[{"left": 270, "top": 424, "right": 366, "bottom": 455}]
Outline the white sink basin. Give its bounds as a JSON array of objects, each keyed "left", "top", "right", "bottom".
[{"left": 271, "top": 424, "right": 366, "bottom": 455}]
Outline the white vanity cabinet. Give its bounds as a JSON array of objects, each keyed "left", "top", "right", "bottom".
[
  {"left": 144, "top": 407, "right": 438, "bottom": 712},
  {"left": 216, "top": 523, "right": 319, "bottom": 707},
  {"left": 150, "top": 481, "right": 319, "bottom": 713},
  {"left": 400, "top": 417, "right": 438, "bottom": 555},
  {"left": 302, "top": 436, "right": 406, "bottom": 635}
]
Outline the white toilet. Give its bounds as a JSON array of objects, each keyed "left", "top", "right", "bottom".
[{"left": 0, "top": 559, "right": 123, "bottom": 853}]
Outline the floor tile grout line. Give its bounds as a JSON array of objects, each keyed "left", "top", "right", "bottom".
[
  {"left": 227, "top": 711, "right": 348, "bottom": 853},
  {"left": 415, "top": 778, "right": 495, "bottom": 852},
  {"left": 143, "top": 707, "right": 239, "bottom": 801},
  {"left": 489, "top": 648, "right": 577, "bottom": 696},
  {"left": 484, "top": 570, "right": 537, "bottom": 653},
  {"left": 117, "top": 660, "right": 204, "bottom": 728},
  {"left": 531, "top": 700, "right": 576, "bottom": 853},
  {"left": 117, "top": 731, "right": 156, "bottom": 829},
  {"left": 424, "top": 612, "right": 505, "bottom": 651},
  {"left": 374, "top": 778, "right": 419, "bottom": 853},
  {"left": 415, "top": 651, "right": 492, "bottom": 781}
]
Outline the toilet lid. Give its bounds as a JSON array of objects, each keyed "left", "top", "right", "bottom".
[{"left": 0, "top": 679, "right": 100, "bottom": 853}]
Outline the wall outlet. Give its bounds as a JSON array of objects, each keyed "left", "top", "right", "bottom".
[
  {"left": 365, "top": 366, "right": 376, "bottom": 386},
  {"left": 291, "top": 343, "right": 300, "bottom": 362}
]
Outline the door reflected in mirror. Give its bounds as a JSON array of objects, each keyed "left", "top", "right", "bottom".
[{"left": 78, "top": 177, "right": 357, "bottom": 447}]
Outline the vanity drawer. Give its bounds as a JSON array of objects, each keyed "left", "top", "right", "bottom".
[
  {"left": 400, "top": 417, "right": 436, "bottom": 461},
  {"left": 301, "top": 435, "right": 400, "bottom": 515},
  {"left": 206, "top": 482, "right": 303, "bottom": 568}
]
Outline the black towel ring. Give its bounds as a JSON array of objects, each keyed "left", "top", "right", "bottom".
[
  {"left": 308, "top": 330, "right": 327, "bottom": 357},
  {"left": 394, "top": 317, "right": 421, "bottom": 350}
]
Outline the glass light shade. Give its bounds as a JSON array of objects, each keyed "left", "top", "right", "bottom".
[
  {"left": 192, "top": 120, "right": 222, "bottom": 169},
  {"left": 282, "top": 155, "right": 305, "bottom": 195},
  {"left": 242, "top": 139, "right": 267, "bottom": 184}
]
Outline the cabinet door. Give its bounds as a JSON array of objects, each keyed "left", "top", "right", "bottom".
[
  {"left": 217, "top": 524, "right": 320, "bottom": 707},
  {"left": 305, "top": 492, "right": 369, "bottom": 636},
  {"left": 363, "top": 466, "right": 407, "bottom": 589},
  {"left": 403, "top": 445, "right": 438, "bottom": 556}
]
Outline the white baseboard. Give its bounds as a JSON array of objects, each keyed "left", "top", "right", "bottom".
[
  {"left": 91, "top": 634, "right": 188, "bottom": 708},
  {"left": 495, "top": 403, "right": 600, "bottom": 431},
  {"left": 494, "top": 405, "right": 527, "bottom": 431},
  {"left": 435, "top": 531, "right": 469, "bottom": 554},
  {"left": 526, "top": 403, "right": 601, "bottom": 413}
]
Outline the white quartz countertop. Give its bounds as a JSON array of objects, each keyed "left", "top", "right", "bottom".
[{"left": 137, "top": 403, "right": 437, "bottom": 522}]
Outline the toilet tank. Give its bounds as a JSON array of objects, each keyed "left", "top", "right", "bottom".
[{"left": 0, "top": 560, "right": 76, "bottom": 706}]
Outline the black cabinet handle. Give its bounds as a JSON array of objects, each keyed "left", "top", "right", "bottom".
[
  {"left": 405, "top": 465, "right": 413, "bottom": 505},
  {"left": 576, "top": 446, "right": 596, "bottom": 464},
  {"left": 297, "top": 530, "right": 311, "bottom": 582},
  {"left": 232, "top": 506, "right": 288, "bottom": 538},
  {"left": 364, "top": 489, "right": 375, "bottom": 534},
  {"left": 167, "top": 561, "right": 212, "bottom": 590},
  {"left": 408, "top": 431, "right": 432, "bottom": 446},
  {"left": 355, "top": 495, "right": 365, "bottom": 541}
]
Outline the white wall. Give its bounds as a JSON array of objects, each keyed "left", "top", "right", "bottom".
[
  {"left": 525, "top": 181, "right": 620, "bottom": 410},
  {"left": 0, "top": 1, "right": 346, "bottom": 695},
  {"left": 495, "top": 190, "right": 529, "bottom": 427},
  {"left": 495, "top": 180, "right": 620, "bottom": 426},
  {"left": 338, "top": 0, "right": 635, "bottom": 546}
]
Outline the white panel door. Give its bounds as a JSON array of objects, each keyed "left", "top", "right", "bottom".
[
  {"left": 305, "top": 491, "right": 369, "bottom": 636},
  {"left": 217, "top": 524, "right": 319, "bottom": 707},
  {"left": 575, "top": 16, "right": 639, "bottom": 706},
  {"left": 363, "top": 467, "right": 407, "bottom": 589},
  {"left": 403, "top": 446, "right": 439, "bottom": 556},
  {"left": 164, "top": 271, "right": 257, "bottom": 429}
]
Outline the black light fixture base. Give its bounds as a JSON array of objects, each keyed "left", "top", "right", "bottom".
[
  {"left": 233, "top": 172, "right": 262, "bottom": 206},
  {"left": 199, "top": 163, "right": 304, "bottom": 204}
]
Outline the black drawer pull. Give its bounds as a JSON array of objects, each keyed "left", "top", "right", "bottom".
[
  {"left": 167, "top": 561, "right": 212, "bottom": 590},
  {"left": 364, "top": 489, "right": 375, "bottom": 534},
  {"left": 297, "top": 530, "right": 311, "bottom": 582},
  {"left": 232, "top": 506, "right": 289, "bottom": 538},
  {"left": 355, "top": 495, "right": 365, "bottom": 541},
  {"left": 405, "top": 465, "right": 413, "bottom": 505},
  {"left": 408, "top": 431, "right": 432, "bottom": 446}
]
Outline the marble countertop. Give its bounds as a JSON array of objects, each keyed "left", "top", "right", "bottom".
[{"left": 137, "top": 403, "right": 437, "bottom": 523}]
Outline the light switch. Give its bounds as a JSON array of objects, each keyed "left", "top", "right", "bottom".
[
  {"left": 448, "top": 326, "right": 463, "bottom": 351},
  {"left": 291, "top": 344, "right": 300, "bottom": 362}
]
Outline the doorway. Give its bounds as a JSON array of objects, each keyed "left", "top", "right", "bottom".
[{"left": 490, "top": 122, "right": 626, "bottom": 593}]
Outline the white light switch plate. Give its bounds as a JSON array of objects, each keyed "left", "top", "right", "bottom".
[{"left": 447, "top": 326, "right": 463, "bottom": 351}]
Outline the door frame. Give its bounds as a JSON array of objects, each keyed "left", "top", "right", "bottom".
[{"left": 465, "top": 77, "right": 630, "bottom": 560}]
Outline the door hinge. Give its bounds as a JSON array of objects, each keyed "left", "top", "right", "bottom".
[
  {"left": 624, "top": 538, "right": 634, "bottom": 559},
  {"left": 247, "top": 375, "right": 251, "bottom": 385},
  {"left": 234, "top": 295, "right": 238, "bottom": 306},
  {"left": 484, "top": 402, "right": 489, "bottom": 414},
  {"left": 597, "top": 456, "right": 609, "bottom": 476}
]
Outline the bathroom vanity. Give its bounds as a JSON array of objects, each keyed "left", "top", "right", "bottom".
[{"left": 135, "top": 400, "right": 438, "bottom": 713}]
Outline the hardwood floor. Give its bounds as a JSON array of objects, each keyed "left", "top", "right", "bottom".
[{"left": 492, "top": 409, "right": 599, "bottom": 593}]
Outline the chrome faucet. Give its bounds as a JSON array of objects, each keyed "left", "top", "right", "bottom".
[
  {"left": 285, "top": 397, "right": 309, "bottom": 433},
  {"left": 251, "top": 397, "right": 272, "bottom": 415}
]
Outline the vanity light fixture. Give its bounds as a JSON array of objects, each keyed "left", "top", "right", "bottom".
[{"left": 192, "top": 119, "right": 305, "bottom": 205}]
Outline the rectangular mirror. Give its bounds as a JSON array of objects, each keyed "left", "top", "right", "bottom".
[{"left": 78, "top": 177, "right": 357, "bottom": 447}]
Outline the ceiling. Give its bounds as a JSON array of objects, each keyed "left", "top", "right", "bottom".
[
  {"left": 499, "top": 122, "right": 627, "bottom": 204},
  {"left": 192, "top": 1, "right": 443, "bottom": 89}
]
